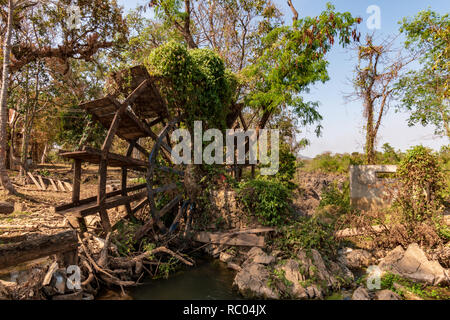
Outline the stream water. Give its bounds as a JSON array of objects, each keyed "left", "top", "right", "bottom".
[{"left": 104, "top": 258, "right": 242, "bottom": 300}]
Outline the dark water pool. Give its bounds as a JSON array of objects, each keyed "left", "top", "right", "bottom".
[{"left": 128, "top": 259, "right": 242, "bottom": 300}]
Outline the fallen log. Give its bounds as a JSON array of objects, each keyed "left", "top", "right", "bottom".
[
  {"left": 0, "top": 203, "right": 14, "bottom": 215},
  {"left": 0, "top": 230, "right": 78, "bottom": 270}
]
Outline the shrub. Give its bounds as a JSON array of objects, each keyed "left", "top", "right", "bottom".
[
  {"left": 395, "top": 145, "right": 445, "bottom": 223},
  {"left": 318, "top": 181, "right": 351, "bottom": 216},
  {"left": 237, "top": 177, "right": 292, "bottom": 226},
  {"left": 144, "top": 41, "right": 238, "bottom": 131},
  {"left": 274, "top": 216, "right": 338, "bottom": 257}
]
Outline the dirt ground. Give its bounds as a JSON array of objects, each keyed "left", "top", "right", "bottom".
[{"left": 0, "top": 164, "right": 145, "bottom": 240}]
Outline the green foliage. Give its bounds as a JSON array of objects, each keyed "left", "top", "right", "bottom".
[
  {"left": 381, "top": 272, "right": 449, "bottom": 300},
  {"left": 144, "top": 41, "right": 238, "bottom": 131},
  {"left": 397, "top": 10, "right": 449, "bottom": 138},
  {"left": 318, "top": 181, "right": 351, "bottom": 216},
  {"left": 270, "top": 144, "right": 299, "bottom": 190},
  {"left": 274, "top": 216, "right": 338, "bottom": 257},
  {"left": 244, "top": 3, "right": 360, "bottom": 136},
  {"left": 395, "top": 146, "right": 446, "bottom": 223},
  {"left": 237, "top": 177, "right": 291, "bottom": 226},
  {"left": 303, "top": 152, "right": 365, "bottom": 173}
]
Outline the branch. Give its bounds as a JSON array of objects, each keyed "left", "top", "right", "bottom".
[{"left": 287, "top": 0, "right": 299, "bottom": 22}]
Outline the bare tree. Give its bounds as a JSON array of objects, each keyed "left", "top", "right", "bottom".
[{"left": 351, "top": 36, "right": 412, "bottom": 164}]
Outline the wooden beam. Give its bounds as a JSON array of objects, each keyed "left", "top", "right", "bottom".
[
  {"left": 78, "top": 191, "right": 147, "bottom": 218},
  {"left": 124, "top": 79, "right": 150, "bottom": 106},
  {"left": 72, "top": 160, "right": 82, "bottom": 203},
  {"left": 54, "top": 183, "right": 147, "bottom": 213},
  {"left": 135, "top": 195, "right": 182, "bottom": 241},
  {"left": 72, "top": 160, "right": 86, "bottom": 232}
]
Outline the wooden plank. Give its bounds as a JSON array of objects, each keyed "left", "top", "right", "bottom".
[
  {"left": 38, "top": 175, "right": 47, "bottom": 190},
  {"left": 57, "top": 180, "right": 66, "bottom": 192},
  {"left": 0, "top": 231, "right": 78, "bottom": 270},
  {"left": 49, "top": 178, "right": 58, "bottom": 192},
  {"left": 193, "top": 231, "right": 265, "bottom": 247},
  {"left": 59, "top": 147, "right": 149, "bottom": 168},
  {"left": 63, "top": 182, "right": 73, "bottom": 192},
  {"left": 27, "top": 172, "right": 44, "bottom": 191}
]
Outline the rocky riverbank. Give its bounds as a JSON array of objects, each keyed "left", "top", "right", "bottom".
[{"left": 213, "top": 243, "right": 450, "bottom": 300}]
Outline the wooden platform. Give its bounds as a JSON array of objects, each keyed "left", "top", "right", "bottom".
[
  {"left": 80, "top": 96, "right": 160, "bottom": 141},
  {"left": 59, "top": 146, "right": 148, "bottom": 168},
  {"left": 107, "top": 65, "right": 167, "bottom": 119}
]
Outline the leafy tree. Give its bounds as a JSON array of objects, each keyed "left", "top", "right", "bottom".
[
  {"left": 396, "top": 10, "right": 449, "bottom": 139},
  {"left": 244, "top": 3, "right": 361, "bottom": 135},
  {"left": 0, "top": 0, "right": 128, "bottom": 193}
]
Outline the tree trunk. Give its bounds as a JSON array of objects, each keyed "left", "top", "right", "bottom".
[
  {"left": 20, "top": 117, "right": 32, "bottom": 176},
  {"left": 40, "top": 143, "right": 48, "bottom": 164},
  {"left": 365, "top": 100, "right": 376, "bottom": 165},
  {"left": 0, "top": 0, "right": 16, "bottom": 194}
]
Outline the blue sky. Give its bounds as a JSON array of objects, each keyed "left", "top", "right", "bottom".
[{"left": 117, "top": 0, "right": 449, "bottom": 157}]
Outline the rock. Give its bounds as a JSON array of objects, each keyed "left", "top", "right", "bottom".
[
  {"left": 244, "top": 247, "right": 275, "bottom": 266},
  {"left": 375, "top": 289, "right": 401, "bottom": 300},
  {"left": 352, "top": 287, "right": 371, "bottom": 300},
  {"left": 220, "top": 252, "right": 234, "bottom": 263},
  {"left": 297, "top": 249, "right": 342, "bottom": 289},
  {"left": 227, "top": 262, "right": 242, "bottom": 272},
  {"left": 379, "top": 243, "right": 449, "bottom": 285},
  {"left": 233, "top": 263, "right": 278, "bottom": 299},
  {"left": 339, "top": 248, "right": 374, "bottom": 269},
  {"left": 0, "top": 202, "right": 14, "bottom": 215},
  {"left": 51, "top": 270, "right": 67, "bottom": 294},
  {"left": 278, "top": 259, "right": 308, "bottom": 299},
  {"left": 305, "top": 285, "right": 323, "bottom": 299}
]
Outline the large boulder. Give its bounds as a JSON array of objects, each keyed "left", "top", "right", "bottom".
[
  {"left": 352, "top": 287, "right": 371, "bottom": 300},
  {"left": 233, "top": 263, "right": 278, "bottom": 299},
  {"left": 339, "top": 248, "right": 374, "bottom": 269},
  {"left": 244, "top": 247, "right": 275, "bottom": 266},
  {"left": 378, "top": 243, "right": 450, "bottom": 285},
  {"left": 375, "top": 289, "right": 401, "bottom": 300}
]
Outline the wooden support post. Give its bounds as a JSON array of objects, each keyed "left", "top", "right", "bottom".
[
  {"left": 73, "top": 160, "right": 87, "bottom": 233},
  {"left": 123, "top": 140, "right": 137, "bottom": 222},
  {"left": 97, "top": 98, "right": 128, "bottom": 233},
  {"left": 98, "top": 159, "right": 111, "bottom": 233}
]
